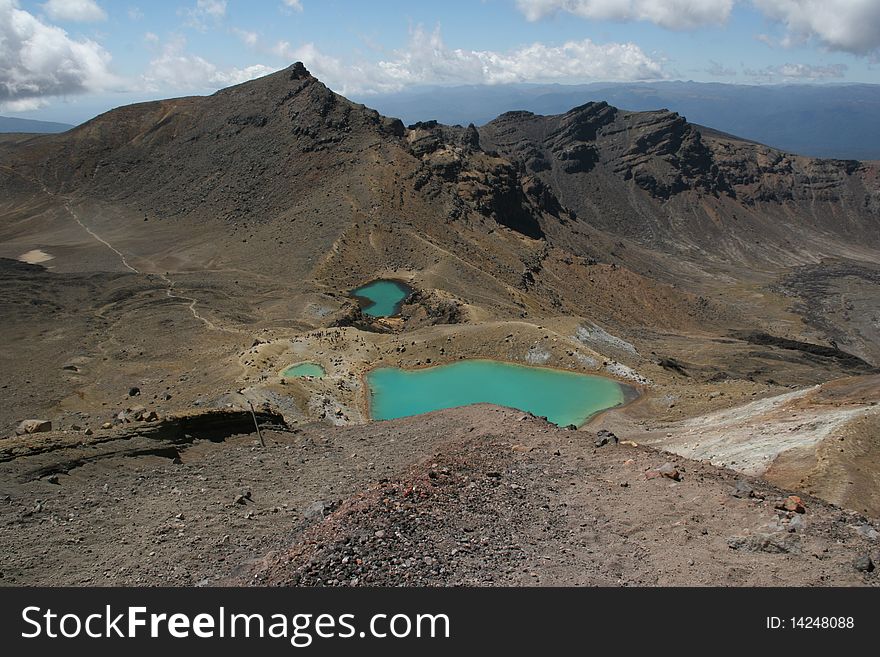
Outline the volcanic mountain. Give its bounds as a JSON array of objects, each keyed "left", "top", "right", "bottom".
[{"left": 0, "top": 64, "right": 879, "bottom": 585}]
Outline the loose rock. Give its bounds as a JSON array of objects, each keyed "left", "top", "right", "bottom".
[
  {"left": 657, "top": 462, "right": 681, "bottom": 481},
  {"left": 594, "top": 429, "right": 619, "bottom": 447},
  {"left": 15, "top": 419, "right": 52, "bottom": 435},
  {"left": 854, "top": 555, "right": 874, "bottom": 573},
  {"left": 777, "top": 495, "right": 806, "bottom": 514}
]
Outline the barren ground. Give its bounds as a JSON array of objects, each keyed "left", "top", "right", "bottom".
[{"left": 1, "top": 406, "right": 877, "bottom": 587}]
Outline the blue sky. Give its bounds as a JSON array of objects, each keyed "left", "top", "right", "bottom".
[{"left": 2, "top": 0, "right": 879, "bottom": 123}]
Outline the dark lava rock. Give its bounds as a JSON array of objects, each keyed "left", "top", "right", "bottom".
[
  {"left": 657, "top": 358, "right": 689, "bottom": 376},
  {"left": 731, "top": 331, "right": 877, "bottom": 372},
  {"left": 854, "top": 555, "right": 875, "bottom": 572},
  {"left": 128, "top": 387, "right": 141, "bottom": 397},
  {"left": 461, "top": 123, "right": 480, "bottom": 150},
  {"left": 594, "top": 429, "right": 619, "bottom": 447},
  {"left": 288, "top": 61, "right": 310, "bottom": 80}
]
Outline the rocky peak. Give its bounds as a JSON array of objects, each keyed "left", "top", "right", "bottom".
[
  {"left": 461, "top": 123, "right": 481, "bottom": 151},
  {"left": 287, "top": 61, "right": 311, "bottom": 80}
]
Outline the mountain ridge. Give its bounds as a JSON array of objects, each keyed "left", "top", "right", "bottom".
[
  {"left": 353, "top": 80, "right": 880, "bottom": 160},
  {"left": 5, "top": 63, "right": 876, "bottom": 267}
]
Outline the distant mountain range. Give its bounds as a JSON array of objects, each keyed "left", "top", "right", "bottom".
[
  {"left": 354, "top": 82, "right": 880, "bottom": 161},
  {"left": 0, "top": 116, "right": 73, "bottom": 134}
]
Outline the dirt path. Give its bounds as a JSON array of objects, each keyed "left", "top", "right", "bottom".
[{"left": 63, "top": 201, "right": 243, "bottom": 334}]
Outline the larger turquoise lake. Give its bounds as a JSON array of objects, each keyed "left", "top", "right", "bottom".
[
  {"left": 367, "top": 359, "right": 626, "bottom": 427},
  {"left": 351, "top": 279, "right": 412, "bottom": 317}
]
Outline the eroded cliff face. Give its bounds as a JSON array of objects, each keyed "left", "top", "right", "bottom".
[
  {"left": 480, "top": 103, "right": 729, "bottom": 200},
  {"left": 403, "top": 120, "right": 554, "bottom": 239},
  {"left": 480, "top": 101, "right": 878, "bottom": 204},
  {"left": 708, "top": 137, "right": 878, "bottom": 207},
  {"left": 478, "top": 101, "right": 880, "bottom": 258}
]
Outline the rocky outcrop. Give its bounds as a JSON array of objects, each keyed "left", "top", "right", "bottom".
[
  {"left": 479, "top": 100, "right": 879, "bottom": 257},
  {"left": 14, "top": 420, "right": 51, "bottom": 436},
  {"left": 481, "top": 103, "right": 731, "bottom": 200},
  {"left": 405, "top": 121, "right": 549, "bottom": 239}
]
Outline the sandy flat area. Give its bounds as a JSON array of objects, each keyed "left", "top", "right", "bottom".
[{"left": 18, "top": 249, "right": 53, "bottom": 264}]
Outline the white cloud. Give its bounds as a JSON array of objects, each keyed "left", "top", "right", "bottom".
[
  {"left": 128, "top": 6, "right": 143, "bottom": 21},
  {"left": 142, "top": 36, "right": 274, "bottom": 91},
  {"left": 0, "top": 0, "right": 117, "bottom": 108},
  {"left": 281, "top": 0, "right": 303, "bottom": 11},
  {"left": 516, "top": 0, "right": 733, "bottom": 30},
  {"left": 517, "top": 0, "right": 880, "bottom": 55},
  {"left": 745, "top": 62, "right": 848, "bottom": 81},
  {"left": 287, "top": 25, "right": 664, "bottom": 95},
  {"left": 232, "top": 28, "right": 259, "bottom": 47},
  {"left": 3, "top": 97, "right": 50, "bottom": 112},
  {"left": 182, "top": 0, "right": 226, "bottom": 29},
  {"left": 196, "top": 0, "right": 225, "bottom": 18},
  {"left": 752, "top": 0, "right": 880, "bottom": 55},
  {"left": 42, "top": 0, "right": 106, "bottom": 22}
]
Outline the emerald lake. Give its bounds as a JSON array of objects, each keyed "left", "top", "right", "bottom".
[
  {"left": 283, "top": 362, "right": 326, "bottom": 378},
  {"left": 351, "top": 279, "right": 412, "bottom": 317},
  {"left": 367, "top": 359, "right": 626, "bottom": 427}
]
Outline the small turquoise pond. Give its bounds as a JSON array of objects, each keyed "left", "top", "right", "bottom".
[
  {"left": 351, "top": 279, "right": 412, "bottom": 317},
  {"left": 367, "top": 359, "right": 626, "bottom": 427},
  {"left": 283, "top": 362, "right": 326, "bottom": 378}
]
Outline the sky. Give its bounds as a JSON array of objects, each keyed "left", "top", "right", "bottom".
[{"left": 2, "top": 0, "right": 880, "bottom": 124}]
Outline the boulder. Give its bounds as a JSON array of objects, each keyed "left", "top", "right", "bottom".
[
  {"left": 854, "top": 555, "right": 874, "bottom": 573},
  {"left": 777, "top": 495, "right": 806, "bottom": 514},
  {"left": 594, "top": 429, "right": 619, "bottom": 447},
  {"left": 15, "top": 419, "right": 52, "bottom": 435},
  {"left": 128, "top": 405, "right": 147, "bottom": 421},
  {"left": 657, "top": 462, "right": 681, "bottom": 481},
  {"left": 856, "top": 524, "right": 879, "bottom": 541}
]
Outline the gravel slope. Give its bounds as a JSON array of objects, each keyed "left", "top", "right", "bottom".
[{"left": 1, "top": 406, "right": 877, "bottom": 587}]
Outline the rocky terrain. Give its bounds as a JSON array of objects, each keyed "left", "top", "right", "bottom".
[
  {"left": 0, "top": 63, "right": 878, "bottom": 585},
  {"left": 0, "top": 407, "right": 877, "bottom": 587}
]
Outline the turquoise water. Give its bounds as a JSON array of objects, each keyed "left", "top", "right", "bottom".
[
  {"left": 283, "top": 362, "right": 326, "bottom": 378},
  {"left": 367, "top": 359, "right": 625, "bottom": 427},
  {"left": 351, "top": 279, "right": 411, "bottom": 317}
]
